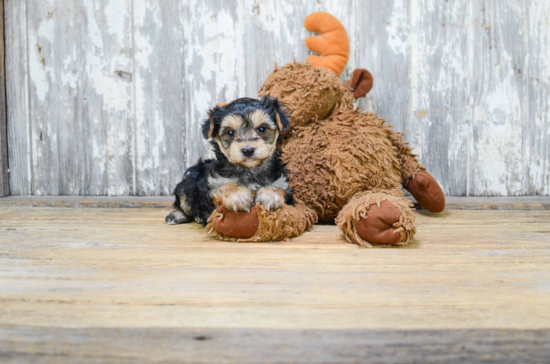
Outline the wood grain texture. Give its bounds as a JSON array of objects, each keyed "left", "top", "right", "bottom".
[
  {"left": 0, "top": 207, "right": 549, "bottom": 362},
  {"left": 133, "top": 0, "right": 187, "bottom": 196},
  {"left": 1, "top": 195, "right": 550, "bottom": 210},
  {"left": 526, "top": 0, "right": 550, "bottom": 195},
  {"left": 27, "top": 0, "right": 134, "bottom": 196},
  {"left": 1, "top": 327, "right": 549, "bottom": 363},
  {"left": 469, "top": 1, "right": 527, "bottom": 196},
  {"left": 5, "top": 1, "right": 550, "bottom": 196},
  {"left": 354, "top": 0, "right": 411, "bottom": 136},
  {"left": 5, "top": 1, "right": 31, "bottom": 195},
  {"left": 409, "top": 0, "right": 470, "bottom": 196},
  {"left": 0, "top": 0, "right": 8, "bottom": 197}
]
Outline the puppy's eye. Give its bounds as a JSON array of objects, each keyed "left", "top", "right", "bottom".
[
  {"left": 227, "top": 130, "right": 236, "bottom": 137},
  {"left": 257, "top": 126, "right": 266, "bottom": 134}
]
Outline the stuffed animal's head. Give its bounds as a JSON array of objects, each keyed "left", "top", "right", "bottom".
[
  {"left": 258, "top": 12, "right": 373, "bottom": 133},
  {"left": 259, "top": 62, "right": 351, "bottom": 130}
]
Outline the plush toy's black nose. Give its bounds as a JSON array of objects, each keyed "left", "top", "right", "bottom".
[{"left": 241, "top": 147, "right": 255, "bottom": 157}]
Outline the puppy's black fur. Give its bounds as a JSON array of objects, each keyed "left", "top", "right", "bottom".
[{"left": 166, "top": 97, "right": 294, "bottom": 226}]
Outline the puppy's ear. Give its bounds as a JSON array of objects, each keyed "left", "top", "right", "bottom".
[
  {"left": 261, "top": 96, "right": 290, "bottom": 133},
  {"left": 202, "top": 117, "right": 215, "bottom": 139},
  {"left": 202, "top": 104, "right": 225, "bottom": 139}
]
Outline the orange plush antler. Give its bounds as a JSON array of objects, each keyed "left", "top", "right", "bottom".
[{"left": 304, "top": 12, "right": 350, "bottom": 76}]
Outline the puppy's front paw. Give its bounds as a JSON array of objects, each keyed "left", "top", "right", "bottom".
[
  {"left": 166, "top": 210, "right": 192, "bottom": 225},
  {"left": 255, "top": 188, "right": 285, "bottom": 211},
  {"left": 222, "top": 188, "right": 254, "bottom": 212}
]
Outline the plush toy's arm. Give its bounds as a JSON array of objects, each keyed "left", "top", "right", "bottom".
[
  {"left": 206, "top": 203, "right": 317, "bottom": 242},
  {"left": 384, "top": 127, "right": 446, "bottom": 212}
]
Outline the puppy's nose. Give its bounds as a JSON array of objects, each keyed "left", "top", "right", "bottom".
[{"left": 241, "top": 147, "right": 255, "bottom": 157}]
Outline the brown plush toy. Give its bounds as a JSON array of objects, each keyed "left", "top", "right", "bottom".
[{"left": 207, "top": 12, "right": 445, "bottom": 247}]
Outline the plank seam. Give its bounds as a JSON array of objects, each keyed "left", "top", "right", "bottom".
[
  {"left": 521, "top": 0, "right": 530, "bottom": 194},
  {"left": 0, "top": 0, "right": 8, "bottom": 196},
  {"left": 24, "top": 0, "right": 33, "bottom": 195},
  {"left": 466, "top": 0, "right": 475, "bottom": 197},
  {"left": 130, "top": 0, "right": 137, "bottom": 196},
  {"left": 0, "top": 196, "right": 549, "bottom": 210}
]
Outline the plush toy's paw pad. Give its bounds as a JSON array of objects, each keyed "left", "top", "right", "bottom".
[
  {"left": 408, "top": 170, "right": 445, "bottom": 213},
  {"left": 212, "top": 205, "right": 260, "bottom": 239},
  {"left": 355, "top": 201, "right": 402, "bottom": 245}
]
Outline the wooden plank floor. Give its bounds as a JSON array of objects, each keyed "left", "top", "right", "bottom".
[{"left": 1, "top": 206, "right": 550, "bottom": 363}]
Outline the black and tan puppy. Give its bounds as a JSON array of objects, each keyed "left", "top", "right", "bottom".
[{"left": 166, "top": 97, "right": 295, "bottom": 226}]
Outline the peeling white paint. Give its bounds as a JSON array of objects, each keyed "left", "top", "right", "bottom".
[
  {"left": 94, "top": 73, "right": 130, "bottom": 111},
  {"left": 28, "top": 14, "right": 55, "bottom": 102},
  {"left": 104, "top": 1, "right": 129, "bottom": 41},
  {"left": 6, "top": 0, "right": 550, "bottom": 196},
  {"left": 85, "top": 3, "right": 104, "bottom": 50},
  {"left": 386, "top": 0, "right": 409, "bottom": 56}
]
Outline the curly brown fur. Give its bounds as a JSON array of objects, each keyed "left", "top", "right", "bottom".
[
  {"left": 282, "top": 109, "right": 404, "bottom": 222},
  {"left": 259, "top": 62, "right": 353, "bottom": 132},
  {"left": 264, "top": 63, "right": 425, "bottom": 221}
]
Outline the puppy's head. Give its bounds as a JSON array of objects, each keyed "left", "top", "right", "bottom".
[{"left": 202, "top": 97, "right": 290, "bottom": 169}]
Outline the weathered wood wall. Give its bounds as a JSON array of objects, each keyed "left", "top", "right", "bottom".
[
  {"left": 0, "top": 0, "right": 8, "bottom": 197},
  {"left": 5, "top": 0, "right": 550, "bottom": 196}
]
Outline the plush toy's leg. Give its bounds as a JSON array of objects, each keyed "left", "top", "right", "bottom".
[
  {"left": 384, "top": 127, "right": 445, "bottom": 213},
  {"left": 206, "top": 203, "right": 317, "bottom": 242},
  {"left": 406, "top": 170, "right": 445, "bottom": 213},
  {"left": 335, "top": 191, "right": 416, "bottom": 247}
]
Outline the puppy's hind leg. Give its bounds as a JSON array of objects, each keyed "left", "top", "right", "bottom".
[{"left": 166, "top": 194, "right": 193, "bottom": 225}]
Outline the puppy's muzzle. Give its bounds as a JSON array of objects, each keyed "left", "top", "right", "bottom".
[{"left": 241, "top": 147, "right": 255, "bottom": 157}]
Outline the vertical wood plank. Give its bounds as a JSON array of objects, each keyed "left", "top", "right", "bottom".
[
  {"left": 354, "top": 1, "right": 411, "bottom": 141},
  {"left": 5, "top": 0, "right": 32, "bottom": 195},
  {"left": 26, "top": 0, "right": 134, "bottom": 196},
  {"left": 469, "top": 0, "right": 528, "bottom": 196},
  {"left": 525, "top": 0, "right": 550, "bottom": 195},
  {"left": 133, "top": 1, "right": 187, "bottom": 196},
  {"left": 241, "top": 0, "right": 315, "bottom": 98},
  {"left": 181, "top": 0, "right": 246, "bottom": 169},
  {"left": 408, "top": 0, "right": 470, "bottom": 195},
  {"left": 0, "top": 0, "right": 8, "bottom": 196}
]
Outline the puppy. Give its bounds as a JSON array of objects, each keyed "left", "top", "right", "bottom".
[{"left": 166, "top": 97, "right": 295, "bottom": 226}]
